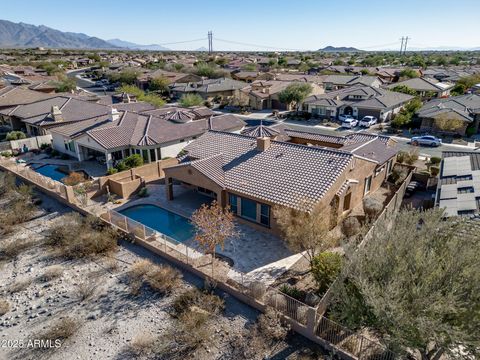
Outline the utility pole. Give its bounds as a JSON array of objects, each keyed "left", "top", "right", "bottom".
[
  {"left": 403, "top": 36, "right": 409, "bottom": 54},
  {"left": 208, "top": 31, "right": 213, "bottom": 54},
  {"left": 399, "top": 37, "right": 405, "bottom": 55}
]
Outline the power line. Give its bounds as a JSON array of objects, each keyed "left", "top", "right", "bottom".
[
  {"left": 156, "top": 38, "right": 207, "bottom": 46},
  {"left": 214, "top": 37, "right": 307, "bottom": 51},
  {"left": 403, "top": 36, "right": 410, "bottom": 54},
  {"left": 400, "top": 37, "right": 405, "bottom": 55}
]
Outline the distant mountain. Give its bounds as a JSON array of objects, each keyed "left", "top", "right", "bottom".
[
  {"left": 107, "top": 38, "right": 169, "bottom": 51},
  {"left": 195, "top": 46, "right": 208, "bottom": 52},
  {"left": 0, "top": 19, "right": 117, "bottom": 49},
  {"left": 319, "top": 46, "right": 361, "bottom": 52}
]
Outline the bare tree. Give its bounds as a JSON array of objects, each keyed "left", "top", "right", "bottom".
[
  {"left": 273, "top": 199, "right": 336, "bottom": 266},
  {"left": 191, "top": 200, "right": 237, "bottom": 277}
]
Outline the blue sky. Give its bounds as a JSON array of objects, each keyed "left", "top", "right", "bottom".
[{"left": 2, "top": 0, "right": 479, "bottom": 50}]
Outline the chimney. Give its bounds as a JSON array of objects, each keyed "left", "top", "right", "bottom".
[
  {"left": 111, "top": 107, "right": 120, "bottom": 122},
  {"left": 51, "top": 105, "right": 63, "bottom": 122},
  {"left": 256, "top": 137, "right": 271, "bottom": 151}
]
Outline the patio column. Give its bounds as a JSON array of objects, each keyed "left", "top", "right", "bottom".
[
  {"left": 105, "top": 151, "right": 113, "bottom": 169},
  {"left": 166, "top": 177, "right": 173, "bottom": 200},
  {"left": 121, "top": 149, "right": 126, "bottom": 159}
]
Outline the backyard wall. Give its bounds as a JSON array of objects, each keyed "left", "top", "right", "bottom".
[
  {"left": 9, "top": 134, "right": 52, "bottom": 151},
  {"left": 99, "top": 158, "right": 179, "bottom": 199}
]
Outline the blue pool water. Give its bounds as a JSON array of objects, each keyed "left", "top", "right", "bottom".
[
  {"left": 119, "top": 204, "right": 195, "bottom": 243},
  {"left": 33, "top": 164, "right": 68, "bottom": 182}
]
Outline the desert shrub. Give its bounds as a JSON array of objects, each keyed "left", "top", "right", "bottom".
[
  {"left": 8, "top": 279, "right": 32, "bottom": 294},
  {"left": 179, "top": 93, "right": 204, "bottom": 107},
  {"left": 279, "top": 284, "right": 303, "bottom": 301},
  {"left": 363, "top": 197, "right": 383, "bottom": 221},
  {"left": 311, "top": 252, "right": 343, "bottom": 295},
  {"left": 128, "top": 260, "right": 182, "bottom": 295},
  {"left": 430, "top": 166, "right": 440, "bottom": 176},
  {"left": 267, "top": 293, "right": 287, "bottom": 312},
  {"left": 0, "top": 299, "right": 10, "bottom": 315},
  {"left": 341, "top": 216, "right": 361, "bottom": 237},
  {"left": 37, "top": 265, "right": 63, "bottom": 282},
  {"left": 5, "top": 131, "right": 26, "bottom": 141},
  {"left": 256, "top": 307, "right": 290, "bottom": 343},
  {"left": 75, "top": 280, "right": 98, "bottom": 301},
  {"left": 0, "top": 182, "right": 35, "bottom": 234},
  {"left": 172, "top": 288, "right": 224, "bottom": 317},
  {"left": 45, "top": 213, "right": 118, "bottom": 259},
  {"left": 249, "top": 281, "right": 267, "bottom": 301},
  {"left": 106, "top": 167, "right": 118, "bottom": 175},
  {"left": 125, "top": 332, "right": 156, "bottom": 357},
  {"left": 40, "top": 143, "right": 51, "bottom": 150},
  {"left": 63, "top": 172, "right": 85, "bottom": 186},
  {"left": 123, "top": 154, "right": 143, "bottom": 168},
  {"left": 36, "top": 317, "right": 80, "bottom": 344},
  {"left": 404, "top": 150, "right": 418, "bottom": 165},
  {"left": 396, "top": 151, "right": 407, "bottom": 163},
  {"left": 0, "top": 172, "right": 16, "bottom": 197},
  {"left": 389, "top": 166, "right": 409, "bottom": 185},
  {"left": 0, "top": 239, "right": 35, "bottom": 260},
  {"left": 137, "top": 187, "right": 148, "bottom": 197},
  {"left": 0, "top": 151, "right": 12, "bottom": 158},
  {"left": 430, "top": 156, "right": 441, "bottom": 165}
]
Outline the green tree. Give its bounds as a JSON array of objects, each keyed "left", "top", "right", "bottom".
[
  {"left": 277, "top": 83, "right": 313, "bottom": 111},
  {"left": 179, "top": 93, "right": 204, "bottom": 107},
  {"left": 311, "top": 252, "right": 343, "bottom": 295},
  {"left": 53, "top": 76, "right": 77, "bottom": 93},
  {"left": 330, "top": 208, "right": 480, "bottom": 359},
  {"left": 118, "top": 85, "right": 165, "bottom": 108},
  {"left": 391, "top": 85, "right": 417, "bottom": 96},
  {"left": 5, "top": 131, "right": 26, "bottom": 141},
  {"left": 399, "top": 68, "right": 418, "bottom": 79},
  {"left": 108, "top": 69, "right": 139, "bottom": 85},
  {"left": 149, "top": 76, "right": 170, "bottom": 94},
  {"left": 242, "top": 63, "right": 257, "bottom": 71}
]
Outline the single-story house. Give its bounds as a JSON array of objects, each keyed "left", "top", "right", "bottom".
[
  {"left": 303, "top": 85, "right": 414, "bottom": 122},
  {"left": 163, "top": 130, "right": 397, "bottom": 235},
  {"left": 387, "top": 77, "right": 454, "bottom": 98},
  {"left": 136, "top": 69, "right": 202, "bottom": 90},
  {"left": 170, "top": 78, "right": 247, "bottom": 102},
  {"left": 417, "top": 94, "right": 480, "bottom": 136},
  {"left": 49, "top": 108, "right": 246, "bottom": 170},
  {"left": 323, "top": 75, "right": 383, "bottom": 91},
  {"left": 436, "top": 151, "right": 480, "bottom": 217},
  {"left": 242, "top": 80, "right": 324, "bottom": 110}
]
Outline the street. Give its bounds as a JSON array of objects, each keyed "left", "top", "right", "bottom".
[{"left": 66, "top": 69, "right": 117, "bottom": 96}]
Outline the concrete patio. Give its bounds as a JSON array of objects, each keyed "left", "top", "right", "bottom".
[{"left": 109, "top": 183, "right": 294, "bottom": 276}]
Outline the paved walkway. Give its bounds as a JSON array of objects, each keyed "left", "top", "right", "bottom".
[{"left": 108, "top": 183, "right": 295, "bottom": 275}]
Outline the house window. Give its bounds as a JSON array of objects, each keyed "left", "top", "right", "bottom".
[
  {"left": 241, "top": 198, "right": 257, "bottom": 221},
  {"left": 142, "top": 149, "right": 149, "bottom": 162},
  {"left": 150, "top": 148, "right": 156, "bottom": 162},
  {"left": 111, "top": 150, "right": 123, "bottom": 161},
  {"left": 458, "top": 187, "right": 474, "bottom": 194},
  {"left": 229, "top": 193, "right": 238, "bottom": 214},
  {"left": 64, "top": 140, "right": 75, "bottom": 153},
  {"left": 343, "top": 192, "right": 352, "bottom": 211},
  {"left": 156, "top": 148, "right": 161, "bottom": 160},
  {"left": 386, "top": 160, "right": 393, "bottom": 175},
  {"left": 375, "top": 166, "right": 384, "bottom": 177},
  {"left": 260, "top": 204, "right": 270, "bottom": 226},
  {"left": 364, "top": 175, "right": 372, "bottom": 195}
]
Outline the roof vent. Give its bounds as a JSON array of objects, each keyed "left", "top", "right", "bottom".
[{"left": 51, "top": 105, "right": 63, "bottom": 122}]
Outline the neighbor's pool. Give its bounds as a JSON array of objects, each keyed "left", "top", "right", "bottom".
[
  {"left": 32, "top": 164, "right": 68, "bottom": 182},
  {"left": 119, "top": 204, "right": 195, "bottom": 243}
]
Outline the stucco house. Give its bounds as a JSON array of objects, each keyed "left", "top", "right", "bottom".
[
  {"left": 323, "top": 75, "right": 383, "bottom": 91},
  {"left": 417, "top": 94, "right": 480, "bottom": 136},
  {"left": 303, "top": 85, "right": 414, "bottom": 122},
  {"left": 170, "top": 78, "right": 247, "bottom": 102},
  {"left": 163, "top": 130, "right": 397, "bottom": 235},
  {"left": 48, "top": 107, "right": 246, "bottom": 170},
  {"left": 387, "top": 77, "right": 454, "bottom": 98}
]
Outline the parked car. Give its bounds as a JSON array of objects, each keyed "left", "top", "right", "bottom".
[
  {"left": 341, "top": 118, "right": 358, "bottom": 129},
  {"left": 411, "top": 135, "right": 442, "bottom": 147},
  {"left": 339, "top": 114, "right": 355, "bottom": 122},
  {"left": 359, "top": 116, "right": 378, "bottom": 127}
]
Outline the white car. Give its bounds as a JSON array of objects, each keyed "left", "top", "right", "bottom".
[
  {"left": 359, "top": 116, "right": 378, "bottom": 127},
  {"left": 339, "top": 114, "right": 355, "bottom": 122},
  {"left": 341, "top": 118, "right": 358, "bottom": 129}
]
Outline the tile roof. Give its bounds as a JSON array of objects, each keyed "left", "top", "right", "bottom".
[
  {"left": 171, "top": 131, "right": 354, "bottom": 210},
  {"left": 305, "top": 84, "right": 413, "bottom": 110},
  {"left": 417, "top": 94, "right": 480, "bottom": 123},
  {"left": 0, "top": 85, "right": 53, "bottom": 107},
  {"left": 387, "top": 77, "right": 454, "bottom": 92},
  {"left": 170, "top": 78, "right": 246, "bottom": 94}
]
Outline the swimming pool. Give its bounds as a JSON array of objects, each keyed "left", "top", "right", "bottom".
[
  {"left": 32, "top": 164, "right": 68, "bottom": 182},
  {"left": 119, "top": 204, "right": 195, "bottom": 243}
]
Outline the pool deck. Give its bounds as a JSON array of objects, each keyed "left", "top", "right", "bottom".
[
  {"left": 25, "top": 153, "right": 107, "bottom": 178},
  {"left": 107, "top": 183, "right": 295, "bottom": 283}
]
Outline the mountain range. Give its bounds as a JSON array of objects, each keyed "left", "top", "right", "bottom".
[
  {"left": 106, "top": 38, "right": 169, "bottom": 51},
  {"left": 319, "top": 46, "right": 361, "bottom": 52},
  {"left": 0, "top": 19, "right": 117, "bottom": 49}
]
